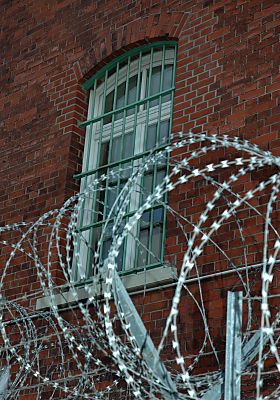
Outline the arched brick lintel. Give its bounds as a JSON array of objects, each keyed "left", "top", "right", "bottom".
[{"left": 77, "top": 10, "right": 187, "bottom": 85}]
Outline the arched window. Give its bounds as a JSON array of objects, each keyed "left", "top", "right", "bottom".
[{"left": 75, "top": 41, "right": 177, "bottom": 280}]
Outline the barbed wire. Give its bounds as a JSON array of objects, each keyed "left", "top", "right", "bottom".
[{"left": 0, "top": 131, "right": 279, "bottom": 399}]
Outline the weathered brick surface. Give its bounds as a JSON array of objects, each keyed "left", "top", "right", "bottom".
[{"left": 1, "top": 0, "right": 280, "bottom": 397}]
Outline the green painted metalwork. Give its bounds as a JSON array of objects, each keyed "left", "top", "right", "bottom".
[
  {"left": 83, "top": 40, "right": 178, "bottom": 90},
  {"left": 74, "top": 143, "right": 168, "bottom": 180},
  {"left": 160, "top": 45, "right": 177, "bottom": 267},
  {"left": 78, "top": 86, "right": 175, "bottom": 128},
  {"left": 77, "top": 41, "right": 177, "bottom": 277}
]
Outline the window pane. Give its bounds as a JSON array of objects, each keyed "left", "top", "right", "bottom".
[
  {"left": 159, "top": 119, "right": 170, "bottom": 145},
  {"left": 145, "top": 64, "right": 173, "bottom": 108},
  {"left": 150, "top": 225, "right": 162, "bottom": 264},
  {"left": 163, "top": 64, "right": 173, "bottom": 90},
  {"left": 149, "top": 66, "right": 161, "bottom": 107},
  {"left": 155, "top": 169, "right": 165, "bottom": 187},
  {"left": 153, "top": 207, "right": 163, "bottom": 224},
  {"left": 142, "top": 174, "right": 153, "bottom": 203},
  {"left": 123, "top": 132, "right": 134, "bottom": 159},
  {"left": 146, "top": 123, "right": 157, "bottom": 151},
  {"left": 104, "top": 91, "right": 114, "bottom": 124},
  {"left": 127, "top": 75, "right": 138, "bottom": 116},
  {"left": 96, "top": 185, "right": 105, "bottom": 222},
  {"left": 106, "top": 186, "right": 118, "bottom": 216},
  {"left": 137, "top": 228, "right": 149, "bottom": 268},
  {"left": 140, "top": 210, "right": 151, "bottom": 228},
  {"left": 115, "top": 74, "right": 138, "bottom": 121},
  {"left": 121, "top": 161, "right": 132, "bottom": 180},
  {"left": 111, "top": 136, "right": 122, "bottom": 163},
  {"left": 99, "top": 141, "right": 109, "bottom": 167},
  {"left": 103, "top": 73, "right": 138, "bottom": 124},
  {"left": 162, "top": 64, "right": 173, "bottom": 103}
]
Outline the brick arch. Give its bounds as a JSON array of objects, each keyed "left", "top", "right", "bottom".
[{"left": 78, "top": 9, "right": 187, "bottom": 84}]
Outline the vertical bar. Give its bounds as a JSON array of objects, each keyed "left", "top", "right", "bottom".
[
  {"left": 155, "top": 44, "right": 165, "bottom": 146},
  {"left": 86, "top": 70, "right": 109, "bottom": 277},
  {"left": 224, "top": 291, "right": 243, "bottom": 400},
  {"left": 116, "top": 57, "right": 131, "bottom": 271},
  {"left": 161, "top": 43, "right": 177, "bottom": 264},
  {"left": 144, "top": 48, "right": 154, "bottom": 266},
  {"left": 127, "top": 52, "right": 143, "bottom": 270}
]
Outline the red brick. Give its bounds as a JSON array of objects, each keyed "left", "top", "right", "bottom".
[{"left": 1, "top": 1, "right": 280, "bottom": 397}]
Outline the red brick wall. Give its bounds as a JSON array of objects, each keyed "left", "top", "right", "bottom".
[
  {"left": 1, "top": 0, "right": 279, "bottom": 221},
  {"left": 1, "top": 0, "right": 280, "bottom": 397}
]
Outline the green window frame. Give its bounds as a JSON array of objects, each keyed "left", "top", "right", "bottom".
[{"left": 74, "top": 41, "right": 177, "bottom": 280}]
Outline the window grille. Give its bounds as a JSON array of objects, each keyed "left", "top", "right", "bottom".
[{"left": 74, "top": 41, "right": 177, "bottom": 280}]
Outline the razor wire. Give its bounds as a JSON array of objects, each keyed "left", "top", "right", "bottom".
[{"left": 0, "top": 131, "right": 279, "bottom": 398}]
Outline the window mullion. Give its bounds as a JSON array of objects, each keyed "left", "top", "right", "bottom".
[
  {"left": 74, "top": 79, "right": 98, "bottom": 280},
  {"left": 73, "top": 82, "right": 97, "bottom": 280}
]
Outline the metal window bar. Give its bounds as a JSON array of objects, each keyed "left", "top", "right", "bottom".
[
  {"left": 78, "top": 87, "right": 174, "bottom": 128},
  {"left": 85, "top": 69, "right": 110, "bottom": 277},
  {"left": 161, "top": 45, "right": 177, "bottom": 272},
  {"left": 98, "top": 63, "right": 122, "bottom": 272}
]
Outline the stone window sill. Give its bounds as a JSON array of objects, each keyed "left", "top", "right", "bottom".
[{"left": 36, "top": 265, "right": 177, "bottom": 310}]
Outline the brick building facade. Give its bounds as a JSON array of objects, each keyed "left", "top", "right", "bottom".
[{"left": 1, "top": 0, "right": 280, "bottom": 398}]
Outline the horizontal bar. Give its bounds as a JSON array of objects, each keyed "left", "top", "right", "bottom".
[
  {"left": 78, "top": 87, "right": 175, "bottom": 128},
  {"left": 83, "top": 41, "right": 178, "bottom": 91},
  {"left": 73, "top": 142, "right": 168, "bottom": 180},
  {"left": 77, "top": 204, "right": 164, "bottom": 233}
]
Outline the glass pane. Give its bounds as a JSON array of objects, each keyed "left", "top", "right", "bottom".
[
  {"left": 103, "top": 73, "right": 138, "bottom": 124},
  {"left": 106, "top": 186, "right": 118, "bottom": 216},
  {"left": 121, "top": 161, "right": 132, "bottom": 180},
  {"left": 140, "top": 210, "right": 151, "bottom": 229},
  {"left": 153, "top": 207, "right": 163, "bottom": 224},
  {"left": 127, "top": 75, "right": 138, "bottom": 116},
  {"left": 163, "top": 64, "right": 173, "bottom": 91},
  {"left": 137, "top": 228, "right": 149, "bottom": 268},
  {"left": 142, "top": 174, "right": 153, "bottom": 203},
  {"left": 96, "top": 184, "right": 105, "bottom": 222},
  {"left": 150, "top": 225, "right": 162, "bottom": 264},
  {"left": 155, "top": 169, "right": 165, "bottom": 187},
  {"left": 99, "top": 141, "right": 109, "bottom": 167},
  {"left": 111, "top": 136, "right": 121, "bottom": 163},
  {"left": 104, "top": 91, "right": 114, "bottom": 124},
  {"left": 149, "top": 66, "right": 161, "bottom": 108},
  {"left": 115, "top": 74, "right": 138, "bottom": 121},
  {"left": 159, "top": 119, "right": 170, "bottom": 145},
  {"left": 146, "top": 123, "right": 157, "bottom": 151},
  {"left": 116, "top": 81, "right": 125, "bottom": 109},
  {"left": 123, "top": 132, "right": 134, "bottom": 159},
  {"left": 162, "top": 64, "right": 173, "bottom": 103}
]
